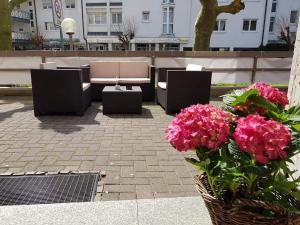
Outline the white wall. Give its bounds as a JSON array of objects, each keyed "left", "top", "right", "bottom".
[
  {"left": 35, "top": 0, "right": 84, "bottom": 41},
  {"left": 15, "top": 0, "right": 300, "bottom": 50}
]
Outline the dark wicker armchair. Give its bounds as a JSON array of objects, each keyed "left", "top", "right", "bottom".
[
  {"left": 157, "top": 68, "right": 212, "bottom": 114},
  {"left": 31, "top": 68, "right": 91, "bottom": 116}
]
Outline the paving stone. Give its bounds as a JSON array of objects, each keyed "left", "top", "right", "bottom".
[
  {"left": 0, "top": 172, "right": 13, "bottom": 176},
  {"left": 163, "top": 172, "right": 181, "bottom": 185},
  {"left": 168, "top": 185, "right": 197, "bottom": 193},
  {"left": 120, "top": 166, "right": 134, "bottom": 177},
  {"left": 134, "top": 161, "right": 147, "bottom": 172},
  {"left": 150, "top": 178, "right": 169, "bottom": 193},
  {"left": 12, "top": 172, "right": 25, "bottom": 176},
  {"left": 0, "top": 97, "right": 225, "bottom": 200},
  {"left": 120, "top": 178, "right": 149, "bottom": 185},
  {"left": 97, "top": 185, "right": 104, "bottom": 193},
  {"left": 137, "top": 192, "right": 154, "bottom": 199},
  {"left": 100, "top": 193, "right": 120, "bottom": 201},
  {"left": 119, "top": 193, "right": 136, "bottom": 200},
  {"left": 104, "top": 185, "right": 135, "bottom": 193},
  {"left": 100, "top": 171, "right": 120, "bottom": 185}
]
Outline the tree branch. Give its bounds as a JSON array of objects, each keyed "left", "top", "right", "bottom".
[
  {"left": 9, "top": 0, "right": 28, "bottom": 11},
  {"left": 216, "top": 0, "right": 245, "bottom": 15}
]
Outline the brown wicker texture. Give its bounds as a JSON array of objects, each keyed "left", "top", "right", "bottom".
[{"left": 194, "top": 175, "right": 300, "bottom": 225}]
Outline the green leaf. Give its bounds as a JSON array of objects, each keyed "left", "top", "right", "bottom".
[
  {"left": 184, "top": 157, "right": 198, "bottom": 165},
  {"left": 286, "top": 114, "right": 300, "bottom": 122},
  {"left": 287, "top": 105, "right": 300, "bottom": 114},
  {"left": 231, "top": 89, "right": 259, "bottom": 107},
  {"left": 228, "top": 140, "right": 251, "bottom": 161},
  {"left": 291, "top": 192, "right": 300, "bottom": 201},
  {"left": 250, "top": 96, "right": 280, "bottom": 113}
]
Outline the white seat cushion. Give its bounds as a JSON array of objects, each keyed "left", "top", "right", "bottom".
[
  {"left": 119, "top": 61, "right": 149, "bottom": 78},
  {"left": 118, "top": 78, "right": 150, "bottom": 84},
  {"left": 90, "top": 78, "right": 119, "bottom": 84},
  {"left": 40, "top": 62, "right": 57, "bottom": 69},
  {"left": 158, "top": 82, "right": 167, "bottom": 90},
  {"left": 82, "top": 83, "right": 90, "bottom": 91},
  {"left": 186, "top": 64, "right": 204, "bottom": 71},
  {"left": 90, "top": 61, "right": 119, "bottom": 78}
]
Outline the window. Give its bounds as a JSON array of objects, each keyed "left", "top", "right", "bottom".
[
  {"left": 214, "top": 20, "right": 226, "bottom": 31},
  {"left": 29, "top": 1, "right": 32, "bottom": 6},
  {"left": 269, "top": 16, "right": 275, "bottom": 32},
  {"left": 31, "top": 21, "right": 34, "bottom": 27},
  {"left": 159, "top": 43, "right": 179, "bottom": 51},
  {"left": 243, "top": 19, "right": 257, "bottom": 31},
  {"left": 290, "top": 11, "right": 299, "bottom": 24},
  {"left": 87, "top": 11, "right": 107, "bottom": 25},
  {"left": 30, "top": 10, "right": 33, "bottom": 19},
  {"left": 163, "top": 7, "right": 174, "bottom": 34},
  {"left": 45, "top": 22, "right": 57, "bottom": 30},
  {"left": 42, "top": 0, "right": 52, "bottom": 9},
  {"left": 142, "top": 11, "right": 150, "bottom": 22},
  {"left": 136, "top": 43, "right": 155, "bottom": 51},
  {"left": 111, "top": 12, "right": 122, "bottom": 24},
  {"left": 65, "top": 0, "right": 75, "bottom": 9},
  {"left": 271, "top": 0, "right": 277, "bottom": 13}
]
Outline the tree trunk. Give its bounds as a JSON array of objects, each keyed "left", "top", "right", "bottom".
[
  {"left": 194, "top": 0, "right": 245, "bottom": 51},
  {"left": 194, "top": 0, "right": 218, "bottom": 51},
  {"left": 0, "top": 1, "right": 12, "bottom": 51},
  {"left": 0, "top": 0, "right": 28, "bottom": 50}
]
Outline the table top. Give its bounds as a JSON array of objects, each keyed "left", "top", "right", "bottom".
[{"left": 102, "top": 86, "right": 142, "bottom": 93}]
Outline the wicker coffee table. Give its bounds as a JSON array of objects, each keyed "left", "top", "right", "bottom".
[{"left": 102, "top": 86, "right": 142, "bottom": 114}]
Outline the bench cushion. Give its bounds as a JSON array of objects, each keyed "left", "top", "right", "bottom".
[
  {"left": 82, "top": 83, "right": 90, "bottom": 91},
  {"left": 90, "top": 61, "right": 119, "bottom": 78},
  {"left": 90, "top": 78, "right": 119, "bottom": 84},
  {"left": 158, "top": 82, "right": 167, "bottom": 90},
  {"left": 119, "top": 61, "right": 149, "bottom": 78},
  {"left": 186, "top": 64, "right": 204, "bottom": 71},
  {"left": 40, "top": 62, "right": 57, "bottom": 69},
  {"left": 118, "top": 78, "right": 150, "bottom": 84}
]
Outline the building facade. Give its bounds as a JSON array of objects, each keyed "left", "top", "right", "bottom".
[{"left": 13, "top": 0, "right": 300, "bottom": 51}]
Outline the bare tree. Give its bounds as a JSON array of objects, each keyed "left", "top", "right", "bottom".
[
  {"left": 275, "top": 17, "right": 296, "bottom": 51},
  {"left": 29, "top": 30, "right": 45, "bottom": 50},
  {"left": 113, "top": 18, "right": 136, "bottom": 50},
  {"left": 194, "top": 0, "right": 245, "bottom": 51}
]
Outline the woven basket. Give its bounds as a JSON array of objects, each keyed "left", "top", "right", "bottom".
[{"left": 194, "top": 175, "right": 300, "bottom": 225}]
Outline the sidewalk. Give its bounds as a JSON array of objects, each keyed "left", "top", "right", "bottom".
[{"left": 0, "top": 197, "right": 212, "bottom": 225}]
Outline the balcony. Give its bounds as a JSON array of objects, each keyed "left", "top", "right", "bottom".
[{"left": 11, "top": 9, "right": 31, "bottom": 23}]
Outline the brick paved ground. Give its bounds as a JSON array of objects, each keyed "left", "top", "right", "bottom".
[{"left": 0, "top": 96, "right": 223, "bottom": 201}]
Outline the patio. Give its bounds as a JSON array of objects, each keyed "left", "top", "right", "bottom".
[{"left": 0, "top": 96, "right": 222, "bottom": 201}]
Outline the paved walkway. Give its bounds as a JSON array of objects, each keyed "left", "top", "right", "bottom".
[
  {"left": 0, "top": 197, "right": 212, "bottom": 225},
  {"left": 0, "top": 96, "right": 222, "bottom": 201}
]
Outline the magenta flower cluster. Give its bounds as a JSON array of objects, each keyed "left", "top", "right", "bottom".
[
  {"left": 248, "top": 82, "right": 288, "bottom": 107},
  {"left": 233, "top": 115, "right": 291, "bottom": 164},
  {"left": 166, "top": 104, "right": 230, "bottom": 151}
]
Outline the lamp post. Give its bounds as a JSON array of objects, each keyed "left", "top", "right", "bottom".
[{"left": 61, "top": 18, "right": 77, "bottom": 50}]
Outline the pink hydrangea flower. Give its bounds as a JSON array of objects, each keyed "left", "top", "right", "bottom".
[
  {"left": 166, "top": 104, "right": 230, "bottom": 151},
  {"left": 233, "top": 115, "right": 291, "bottom": 164},
  {"left": 248, "top": 82, "right": 288, "bottom": 107}
]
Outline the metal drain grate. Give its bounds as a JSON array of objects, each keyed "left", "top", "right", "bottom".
[{"left": 0, "top": 173, "right": 99, "bottom": 205}]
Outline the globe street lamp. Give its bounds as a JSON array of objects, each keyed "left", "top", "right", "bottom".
[{"left": 61, "top": 18, "right": 77, "bottom": 50}]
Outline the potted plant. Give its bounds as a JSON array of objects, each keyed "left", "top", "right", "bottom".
[{"left": 166, "top": 83, "right": 300, "bottom": 225}]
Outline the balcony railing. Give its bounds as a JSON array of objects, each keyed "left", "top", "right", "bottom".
[
  {"left": 12, "top": 32, "right": 30, "bottom": 42},
  {"left": 11, "top": 10, "right": 31, "bottom": 23}
]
